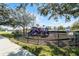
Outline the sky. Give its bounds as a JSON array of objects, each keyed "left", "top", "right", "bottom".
[{"left": 7, "top": 3, "right": 79, "bottom": 28}]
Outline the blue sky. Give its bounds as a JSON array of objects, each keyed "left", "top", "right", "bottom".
[{"left": 7, "top": 3, "right": 78, "bottom": 27}]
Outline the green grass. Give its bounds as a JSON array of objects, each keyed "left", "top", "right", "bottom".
[
  {"left": 0, "top": 31, "right": 14, "bottom": 38},
  {"left": 0, "top": 31, "right": 11, "bottom": 34}
]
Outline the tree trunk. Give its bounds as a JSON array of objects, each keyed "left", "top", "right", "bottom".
[
  {"left": 26, "top": 28, "right": 29, "bottom": 43},
  {"left": 22, "top": 26, "right": 26, "bottom": 38},
  {"left": 26, "top": 28, "right": 28, "bottom": 37}
]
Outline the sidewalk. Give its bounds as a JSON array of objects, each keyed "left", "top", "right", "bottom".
[{"left": 0, "top": 36, "right": 35, "bottom": 56}]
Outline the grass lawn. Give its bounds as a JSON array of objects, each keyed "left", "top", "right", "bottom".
[
  {"left": 0, "top": 31, "right": 14, "bottom": 38},
  {"left": 0, "top": 31, "right": 11, "bottom": 34}
]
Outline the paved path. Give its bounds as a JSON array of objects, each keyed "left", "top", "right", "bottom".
[{"left": 0, "top": 36, "right": 35, "bottom": 56}]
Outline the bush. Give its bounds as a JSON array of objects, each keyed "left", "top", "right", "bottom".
[
  {"left": 73, "top": 48, "right": 79, "bottom": 55},
  {"left": 0, "top": 31, "right": 14, "bottom": 38},
  {"left": 12, "top": 30, "right": 22, "bottom": 37},
  {"left": 10, "top": 38, "right": 79, "bottom": 56},
  {"left": 11, "top": 39, "right": 52, "bottom": 56},
  {"left": 1, "top": 34, "right": 14, "bottom": 38},
  {"left": 22, "top": 45, "right": 43, "bottom": 56}
]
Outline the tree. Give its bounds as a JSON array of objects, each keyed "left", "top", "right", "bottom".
[
  {"left": 38, "top": 3, "right": 79, "bottom": 21},
  {"left": 47, "top": 26, "right": 52, "bottom": 31},
  {"left": 0, "top": 3, "right": 11, "bottom": 25},
  {"left": 10, "top": 7, "right": 36, "bottom": 37},
  {"left": 0, "top": 3, "right": 36, "bottom": 38},
  {"left": 18, "top": 3, "right": 79, "bottom": 22},
  {"left": 58, "top": 25, "right": 65, "bottom": 31},
  {"left": 36, "top": 24, "right": 40, "bottom": 27},
  {"left": 71, "top": 20, "right": 79, "bottom": 31}
]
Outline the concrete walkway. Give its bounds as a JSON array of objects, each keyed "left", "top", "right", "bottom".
[{"left": 0, "top": 36, "right": 35, "bottom": 56}]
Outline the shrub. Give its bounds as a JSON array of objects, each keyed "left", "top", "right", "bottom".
[
  {"left": 22, "top": 45, "right": 43, "bottom": 56},
  {"left": 10, "top": 38, "right": 79, "bottom": 56},
  {"left": 0, "top": 31, "right": 14, "bottom": 38},
  {"left": 12, "top": 30, "right": 22, "bottom": 37},
  {"left": 14, "top": 40, "right": 52, "bottom": 56},
  {"left": 73, "top": 48, "right": 79, "bottom": 55},
  {"left": 1, "top": 33, "right": 14, "bottom": 38}
]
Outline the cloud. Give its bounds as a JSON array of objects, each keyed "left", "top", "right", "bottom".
[{"left": 34, "top": 14, "right": 45, "bottom": 26}]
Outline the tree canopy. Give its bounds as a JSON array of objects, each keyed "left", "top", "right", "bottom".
[
  {"left": 17, "top": 3, "right": 79, "bottom": 22},
  {"left": 38, "top": 3, "right": 79, "bottom": 21},
  {"left": 0, "top": 3, "right": 79, "bottom": 28},
  {"left": 0, "top": 3, "right": 11, "bottom": 25},
  {"left": 0, "top": 3, "right": 36, "bottom": 37},
  {"left": 71, "top": 20, "right": 79, "bottom": 31}
]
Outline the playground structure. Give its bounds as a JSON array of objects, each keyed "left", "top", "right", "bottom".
[{"left": 28, "top": 27, "right": 49, "bottom": 37}]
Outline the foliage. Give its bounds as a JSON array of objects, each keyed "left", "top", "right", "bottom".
[
  {"left": 0, "top": 3, "right": 12, "bottom": 25},
  {"left": 71, "top": 20, "right": 79, "bottom": 30},
  {"left": 0, "top": 3, "right": 79, "bottom": 26},
  {"left": 0, "top": 4, "right": 10, "bottom": 19},
  {"left": 46, "top": 26, "right": 52, "bottom": 31},
  {"left": 58, "top": 25, "right": 65, "bottom": 31},
  {"left": 0, "top": 3, "right": 36, "bottom": 38},
  {"left": 0, "top": 27, "right": 6, "bottom": 31},
  {"left": 0, "top": 31, "right": 14, "bottom": 38},
  {"left": 37, "top": 3, "right": 79, "bottom": 21},
  {"left": 18, "top": 3, "right": 79, "bottom": 22},
  {"left": 9, "top": 38, "right": 56, "bottom": 56},
  {"left": 9, "top": 6, "right": 36, "bottom": 37},
  {"left": 12, "top": 30, "right": 22, "bottom": 37},
  {"left": 10, "top": 38, "right": 79, "bottom": 56}
]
